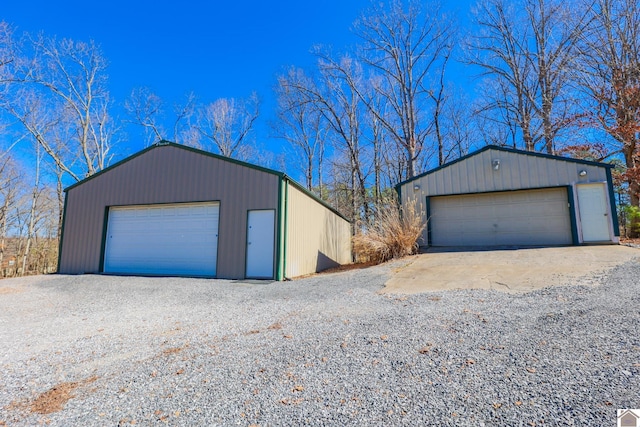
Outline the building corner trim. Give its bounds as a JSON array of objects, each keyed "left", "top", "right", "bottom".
[{"left": 56, "top": 194, "right": 69, "bottom": 273}]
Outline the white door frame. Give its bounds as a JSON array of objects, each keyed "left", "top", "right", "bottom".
[
  {"left": 245, "top": 209, "right": 276, "bottom": 279},
  {"left": 576, "top": 182, "right": 613, "bottom": 243}
]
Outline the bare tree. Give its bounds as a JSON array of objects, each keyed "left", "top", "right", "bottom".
[
  {"left": 527, "top": 0, "right": 592, "bottom": 153},
  {"left": 195, "top": 93, "right": 260, "bottom": 159},
  {"left": 469, "top": 0, "right": 540, "bottom": 151},
  {"left": 435, "top": 87, "right": 475, "bottom": 161},
  {"left": 469, "top": 0, "right": 589, "bottom": 153},
  {"left": 126, "top": 88, "right": 199, "bottom": 146},
  {"left": 577, "top": 0, "right": 640, "bottom": 233},
  {"left": 0, "top": 22, "right": 14, "bottom": 88},
  {"left": 173, "top": 92, "right": 200, "bottom": 146},
  {"left": 428, "top": 49, "right": 452, "bottom": 166},
  {"left": 1, "top": 34, "right": 115, "bottom": 182},
  {"left": 0, "top": 155, "right": 21, "bottom": 272},
  {"left": 475, "top": 74, "right": 538, "bottom": 150},
  {"left": 23, "top": 35, "right": 115, "bottom": 178},
  {"left": 353, "top": 0, "right": 453, "bottom": 178},
  {"left": 280, "top": 55, "right": 371, "bottom": 226},
  {"left": 274, "top": 68, "right": 327, "bottom": 193},
  {"left": 317, "top": 56, "right": 371, "bottom": 226},
  {"left": 125, "top": 87, "right": 165, "bottom": 145},
  {"left": 20, "top": 143, "right": 42, "bottom": 275},
  {"left": 0, "top": 22, "right": 16, "bottom": 145}
]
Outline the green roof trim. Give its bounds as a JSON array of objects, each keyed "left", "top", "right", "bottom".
[
  {"left": 64, "top": 141, "right": 349, "bottom": 223},
  {"left": 395, "top": 144, "right": 615, "bottom": 191}
]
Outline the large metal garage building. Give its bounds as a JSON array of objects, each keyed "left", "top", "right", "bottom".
[
  {"left": 58, "top": 142, "right": 352, "bottom": 280},
  {"left": 398, "top": 145, "right": 619, "bottom": 247}
]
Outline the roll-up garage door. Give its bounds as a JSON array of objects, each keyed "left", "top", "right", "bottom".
[
  {"left": 104, "top": 202, "right": 219, "bottom": 276},
  {"left": 430, "top": 188, "right": 572, "bottom": 246}
]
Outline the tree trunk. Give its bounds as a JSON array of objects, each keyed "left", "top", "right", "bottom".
[
  {"left": 306, "top": 153, "right": 313, "bottom": 191},
  {"left": 0, "top": 200, "right": 6, "bottom": 277},
  {"left": 350, "top": 166, "right": 357, "bottom": 235},
  {"left": 56, "top": 165, "right": 64, "bottom": 239},
  {"left": 21, "top": 188, "right": 37, "bottom": 276},
  {"left": 406, "top": 144, "right": 416, "bottom": 180},
  {"left": 624, "top": 147, "right": 640, "bottom": 237},
  {"left": 629, "top": 183, "right": 640, "bottom": 238}
]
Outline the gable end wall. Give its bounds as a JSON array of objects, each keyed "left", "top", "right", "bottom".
[{"left": 59, "top": 145, "right": 279, "bottom": 279}]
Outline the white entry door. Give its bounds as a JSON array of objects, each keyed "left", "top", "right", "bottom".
[
  {"left": 245, "top": 210, "right": 275, "bottom": 279},
  {"left": 577, "top": 183, "right": 611, "bottom": 242}
]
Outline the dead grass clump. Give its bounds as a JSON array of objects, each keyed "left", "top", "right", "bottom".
[{"left": 353, "top": 197, "right": 425, "bottom": 264}]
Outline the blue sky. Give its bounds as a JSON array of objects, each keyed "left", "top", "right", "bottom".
[{"left": 3, "top": 0, "right": 475, "bottom": 167}]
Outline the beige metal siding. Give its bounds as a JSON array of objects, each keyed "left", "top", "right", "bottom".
[
  {"left": 401, "top": 148, "right": 609, "bottom": 245},
  {"left": 59, "top": 145, "right": 279, "bottom": 279},
  {"left": 285, "top": 183, "right": 351, "bottom": 278}
]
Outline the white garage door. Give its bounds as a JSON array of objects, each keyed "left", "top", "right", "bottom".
[
  {"left": 430, "top": 188, "right": 572, "bottom": 246},
  {"left": 104, "top": 202, "right": 219, "bottom": 276}
]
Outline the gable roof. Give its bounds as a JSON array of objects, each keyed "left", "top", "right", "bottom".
[
  {"left": 64, "top": 140, "right": 285, "bottom": 192},
  {"left": 64, "top": 141, "right": 349, "bottom": 222},
  {"left": 396, "top": 144, "right": 614, "bottom": 189}
]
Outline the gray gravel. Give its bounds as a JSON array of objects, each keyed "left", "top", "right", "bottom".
[{"left": 1, "top": 259, "right": 639, "bottom": 426}]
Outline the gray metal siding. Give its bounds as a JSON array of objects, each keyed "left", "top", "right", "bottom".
[
  {"left": 285, "top": 184, "right": 352, "bottom": 278},
  {"left": 59, "top": 145, "right": 279, "bottom": 279},
  {"left": 429, "top": 188, "right": 573, "bottom": 246},
  {"left": 403, "top": 149, "right": 607, "bottom": 199}
]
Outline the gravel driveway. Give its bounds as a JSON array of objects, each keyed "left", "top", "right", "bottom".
[{"left": 1, "top": 260, "right": 639, "bottom": 426}]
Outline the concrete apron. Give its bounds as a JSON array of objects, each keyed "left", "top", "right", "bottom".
[{"left": 382, "top": 245, "right": 640, "bottom": 294}]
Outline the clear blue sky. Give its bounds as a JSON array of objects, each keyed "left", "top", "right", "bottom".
[{"left": 3, "top": 0, "right": 474, "bottom": 164}]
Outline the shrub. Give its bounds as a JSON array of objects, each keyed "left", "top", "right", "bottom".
[
  {"left": 623, "top": 205, "right": 640, "bottom": 237},
  {"left": 352, "top": 197, "right": 425, "bottom": 264}
]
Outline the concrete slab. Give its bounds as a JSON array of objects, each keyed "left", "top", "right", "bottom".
[{"left": 382, "top": 245, "right": 640, "bottom": 294}]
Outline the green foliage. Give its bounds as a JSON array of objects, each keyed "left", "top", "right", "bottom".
[{"left": 622, "top": 205, "right": 640, "bottom": 236}]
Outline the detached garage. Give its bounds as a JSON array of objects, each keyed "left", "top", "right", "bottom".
[
  {"left": 58, "top": 142, "right": 352, "bottom": 280},
  {"left": 397, "top": 145, "right": 619, "bottom": 247}
]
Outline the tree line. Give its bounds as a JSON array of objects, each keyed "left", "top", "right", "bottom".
[{"left": 0, "top": 0, "right": 639, "bottom": 275}]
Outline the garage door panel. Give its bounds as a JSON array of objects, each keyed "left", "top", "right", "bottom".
[
  {"left": 104, "top": 202, "right": 219, "bottom": 276},
  {"left": 430, "top": 188, "right": 572, "bottom": 246}
]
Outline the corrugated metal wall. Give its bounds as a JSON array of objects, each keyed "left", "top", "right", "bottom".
[
  {"left": 59, "top": 144, "right": 279, "bottom": 279},
  {"left": 400, "top": 148, "right": 609, "bottom": 245},
  {"left": 285, "top": 183, "right": 352, "bottom": 278}
]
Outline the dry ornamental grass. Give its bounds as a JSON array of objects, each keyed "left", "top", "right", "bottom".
[{"left": 353, "top": 197, "right": 425, "bottom": 264}]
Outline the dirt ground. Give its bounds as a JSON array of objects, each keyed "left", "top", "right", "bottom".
[{"left": 382, "top": 245, "right": 640, "bottom": 294}]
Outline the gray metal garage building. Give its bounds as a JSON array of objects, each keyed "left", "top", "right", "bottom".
[
  {"left": 58, "top": 142, "right": 352, "bottom": 280},
  {"left": 398, "top": 145, "right": 619, "bottom": 247}
]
